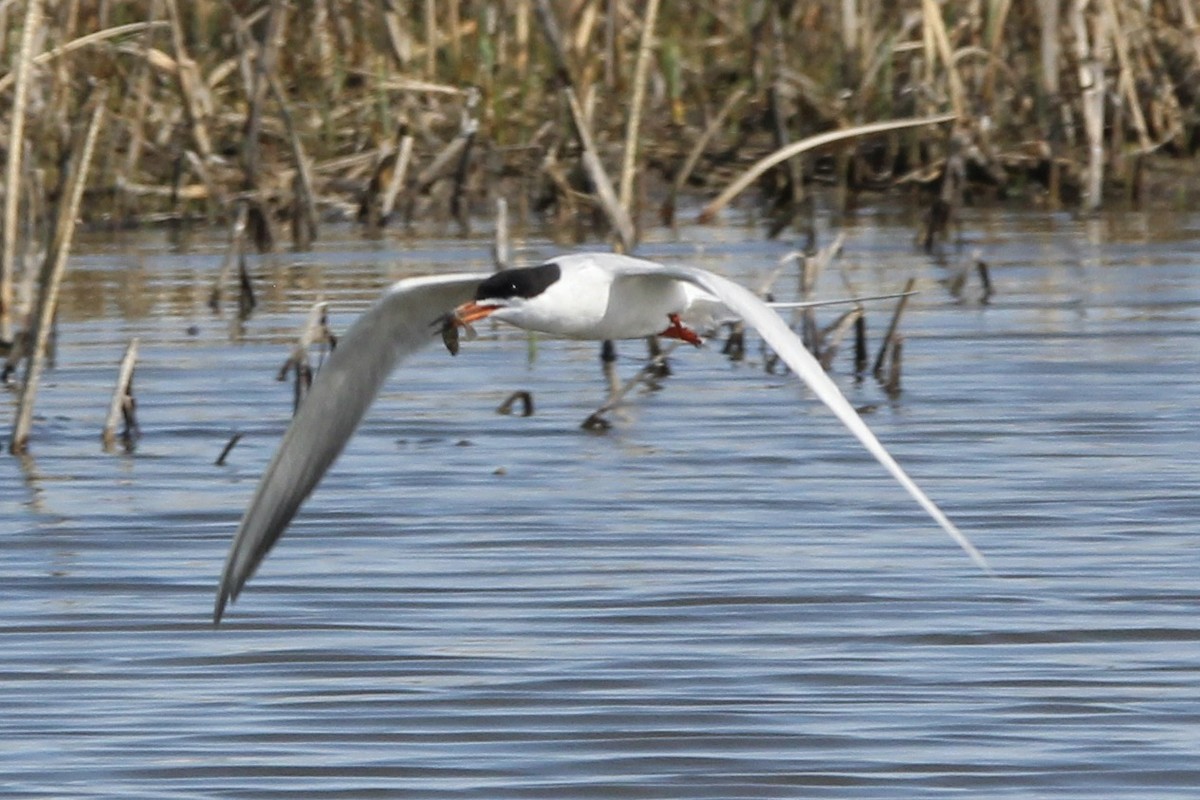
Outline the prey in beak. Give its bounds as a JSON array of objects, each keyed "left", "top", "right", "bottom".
[{"left": 434, "top": 301, "right": 500, "bottom": 356}]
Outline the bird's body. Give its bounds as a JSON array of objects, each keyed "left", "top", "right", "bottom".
[
  {"left": 214, "top": 252, "right": 989, "bottom": 623},
  {"left": 460, "top": 255, "right": 700, "bottom": 340}
]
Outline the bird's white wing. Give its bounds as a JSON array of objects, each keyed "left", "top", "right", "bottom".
[
  {"left": 620, "top": 260, "right": 991, "bottom": 573},
  {"left": 214, "top": 273, "right": 488, "bottom": 623}
]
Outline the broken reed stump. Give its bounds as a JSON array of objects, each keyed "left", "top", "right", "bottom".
[
  {"left": 920, "top": 131, "right": 966, "bottom": 253},
  {"left": 208, "top": 203, "right": 249, "bottom": 311},
  {"left": 944, "top": 249, "right": 995, "bottom": 304},
  {"left": 496, "top": 390, "right": 534, "bottom": 417},
  {"left": 1, "top": 330, "right": 30, "bottom": 384},
  {"left": 278, "top": 301, "right": 337, "bottom": 413},
  {"left": 102, "top": 337, "right": 140, "bottom": 451},
  {"left": 237, "top": 250, "right": 257, "bottom": 319},
  {"left": 867, "top": 278, "right": 919, "bottom": 397},
  {"left": 721, "top": 321, "right": 746, "bottom": 361},
  {"left": 817, "top": 307, "right": 865, "bottom": 371},
  {"left": 215, "top": 432, "right": 243, "bottom": 466},
  {"left": 644, "top": 335, "right": 671, "bottom": 378},
  {"left": 976, "top": 257, "right": 994, "bottom": 303},
  {"left": 854, "top": 314, "right": 869, "bottom": 377},
  {"left": 599, "top": 338, "right": 620, "bottom": 402},
  {"left": 583, "top": 340, "right": 681, "bottom": 431},
  {"left": 881, "top": 335, "right": 904, "bottom": 397},
  {"left": 872, "top": 277, "right": 916, "bottom": 381}
]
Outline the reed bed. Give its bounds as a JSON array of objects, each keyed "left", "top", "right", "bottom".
[
  {"left": 2, "top": 0, "right": 1199, "bottom": 446},
  {"left": 0, "top": 2, "right": 1194, "bottom": 241}
]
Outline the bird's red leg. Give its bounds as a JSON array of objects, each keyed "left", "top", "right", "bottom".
[{"left": 659, "top": 313, "right": 703, "bottom": 347}]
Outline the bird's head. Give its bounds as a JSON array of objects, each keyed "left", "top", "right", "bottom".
[{"left": 452, "top": 262, "right": 563, "bottom": 327}]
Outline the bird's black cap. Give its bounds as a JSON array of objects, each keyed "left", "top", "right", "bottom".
[{"left": 475, "top": 262, "right": 561, "bottom": 301}]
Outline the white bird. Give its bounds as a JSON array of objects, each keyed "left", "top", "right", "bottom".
[{"left": 214, "top": 252, "right": 990, "bottom": 623}]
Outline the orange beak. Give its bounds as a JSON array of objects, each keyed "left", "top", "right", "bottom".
[{"left": 453, "top": 301, "right": 499, "bottom": 326}]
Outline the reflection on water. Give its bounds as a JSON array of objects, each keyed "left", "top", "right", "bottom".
[{"left": 2, "top": 207, "right": 1199, "bottom": 798}]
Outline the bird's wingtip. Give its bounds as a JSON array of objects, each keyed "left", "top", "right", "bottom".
[{"left": 213, "top": 575, "right": 239, "bottom": 625}]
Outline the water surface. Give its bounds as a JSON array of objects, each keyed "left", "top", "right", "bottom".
[{"left": 2, "top": 208, "right": 1198, "bottom": 798}]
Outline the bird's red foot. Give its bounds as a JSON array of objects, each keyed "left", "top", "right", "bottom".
[{"left": 659, "top": 313, "right": 703, "bottom": 347}]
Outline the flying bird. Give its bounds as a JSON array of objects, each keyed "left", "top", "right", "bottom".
[{"left": 214, "top": 252, "right": 989, "bottom": 623}]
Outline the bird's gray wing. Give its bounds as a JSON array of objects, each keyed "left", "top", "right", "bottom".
[
  {"left": 618, "top": 261, "right": 992, "bottom": 573},
  {"left": 214, "top": 273, "right": 488, "bottom": 623}
]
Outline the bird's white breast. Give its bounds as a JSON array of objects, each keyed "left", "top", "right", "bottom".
[{"left": 505, "top": 257, "right": 693, "bottom": 340}]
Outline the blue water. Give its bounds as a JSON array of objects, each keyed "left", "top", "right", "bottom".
[{"left": 1, "top": 208, "right": 1198, "bottom": 797}]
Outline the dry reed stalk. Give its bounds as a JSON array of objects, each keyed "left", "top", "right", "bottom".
[
  {"left": 1101, "top": 0, "right": 1151, "bottom": 152},
  {"left": 14, "top": 139, "right": 42, "bottom": 330},
  {"left": 450, "top": 90, "right": 480, "bottom": 233},
  {"left": 163, "top": 0, "right": 213, "bottom": 159},
  {"left": 796, "top": 233, "right": 846, "bottom": 350},
  {"left": 533, "top": 0, "right": 573, "bottom": 82},
  {"left": 313, "top": 0, "right": 335, "bottom": 83},
  {"left": 798, "top": 253, "right": 820, "bottom": 353},
  {"left": 696, "top": 114, "right": 957, "bottom": 223},
  {"left": 278, "top": 301, "right": 336, "bottom": 413},
  {"left": 1176, "top": 0, "right": 1200, "bottom": 64},
  {"left": 882, "top": 335, "right": 903, "bottom": 396},
  {"left": 564, "top": 87, "right": 636, "bottom": 251},
  {"left": 425, "top": 0, "right": 437, "bottom": 78},
  {"left": 11, "top": 93, "right": 106, "bottom": 454},
  {"left": 661, "top": 85, "right": 747, "bottom": 225},
  {"left": 617, "top": 0, "right": 662, "bottom": 217},
  {"left": 1071, "top": 0, "right": 1105, "bottom": 212},
  {"left": 102, "top": 337, "right": 139, "bottom": 451},
  {"left": 236, "top": 250, "right": 256, "bottom": 318},
  {"left": 514, "top": 0, "right": 530, "bottom": 76},
  {"left": 976, "top": 255, "right": 994, "bottom": 303},
  {"left": 266, "top": 70, "right": 319, "bottom": 246},
  {"left": 492, "top": 196, "right": 510, "bottom": 270},
  {"left": 818, "top": 307, "right": 864, "bottom": 370},
  {"left": 182, "top": 150, "right": 222, "bottom": 219},
  {"left": 1036, "top": 0, "right": 1064, "bottom": 207},
  {"left": 383, "top": 0, "right": 411, "bottom": 67},
  {"left": 841, "top": 0, "right": 859, "bottom": 70},
  {"left": 854, "top": 314, "right": 868, "bottom": 376},
  {"left": 2, "top": 0, "right": 42, "bottom": 346},
  {"left": 209, "top": 202, "right": 249, "bottom": 310},
  {"left": 981, "top": 0, "right": 1014, "bottom": 107},
  {"left": 921, "top": 0, "right": 966, "bottom": 117},
  {"left": 215, "top": 432, "right": 243, "bottom": 466},
  {"left": 0, "top": 2, "right": 8, "bottom": 63},
  {"left": 584, "top": 339, "right": 683, "bottom": 430},
  {"left": 380, "top": 129, "right": 414, "bottom": 222},
  {"left": 872, "top": 276, "right": 916, "bottom": 380},
  {"left": 413, "top": 113, "right": 473, "bottom": 193},
  {"left": 116, "top": 16, "right": 158, "bottom": 220},
  {"left": 242, "top": 0, "right": 285, "bottom": 190},
  {"left": 1038, "top": 0, "right": 1061, "bottom": 98},
  {"left": 0, "top": 21, "right": 166, "bottom": 94},
  {"left": 767, "top": 7, "right": 807, "bottom": 234},
  {"left": 446, "top": 0, "right": 461, "bottom": 65}
]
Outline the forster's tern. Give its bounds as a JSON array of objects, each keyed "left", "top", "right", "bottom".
[{"left": 214, "top": 252, "right": 989, "bottom": 623}]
